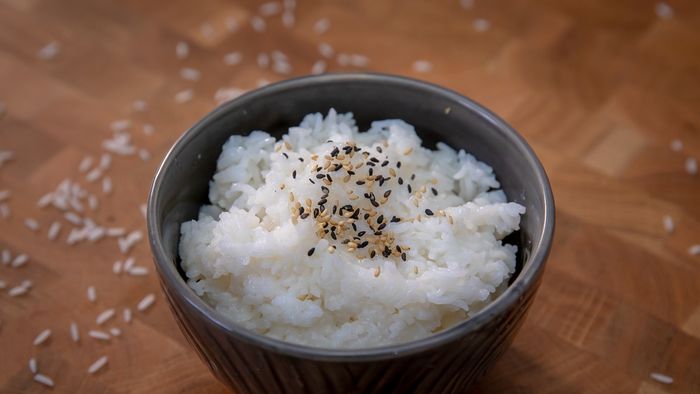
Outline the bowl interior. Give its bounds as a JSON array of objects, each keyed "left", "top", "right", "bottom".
[{"left": 150, "top": 73, "right": 552, "bottom": 354}]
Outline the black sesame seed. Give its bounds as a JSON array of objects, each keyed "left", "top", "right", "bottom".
[
  {"left": 370, "top": 250, "right": 376, "bottom": 258},
  {"left": 363, "top": 192, "right": 371, "bottom": 198},
  {"left": 352, "top": 222, "right": 357, "bottom": 231},
  {"left": 330, "top": 147, "right": 339, "bottom": 157},
  {"left": 299, "top": 207, "right": 305, "bottom": 215},
  {"left": 390, "top": 216, "right": 400, "bottom": 223},
  {"left": 318, "top": 198, "right": 327, "bottom": 206},
  {"left": 292, "top": 170, "right": 297, "bottom": 179},
  {"left": 282, "top": 153, "right": 289, "bottom": 158},
  {"left": 398, "top": 177, "right": 404, "bottom": 185},
  {"left": 332, "top": 205, "right": 337, "bottom": 214},
  {"left": 371, "top": 200, "right": 379, "bottom": 208},
  {"left": 321, "top": 186, "right": 329, "bottom": 193},
  {"left": 352, "top": 208, "right": 360, "bottom": 219},
  {"left": 401, "top": 252, "right": 406, "bottom": 261},
  {"left": 397, "top": 161, "right": 402, "bottom": 168},
  {"left": 381, "top": 160, "right": 389, "bottom": 167},
  {"left": 331, "top": 232, "right": 337, "bottom": 240},
  {"left": 377, "top": 223, "right": 386, "bottom": 231},
  {"left": 396, "top": 245, "right": 402, "bottom": 252},
  {"left": 326, "top": 174, "right": 333, "bottom": 182},
  {"left": 411, "top": 174, "right": 416, "bottom": 180},
  {"left": 382, "top": 247, "right": 391, "bottom": 258},
  {"left": 369, "top": 168, "right": 374, "bottom": 176},
  {"left": 347, "top": 170, "right": 355, "bottom": 176},
  {"left": 366, "top": 161, "right": 375, "bottom": 167},
  {"left": 407, "top": 184, "right": 412, "bottom": 193},
  {"left": 359, "top": 241, "right": 369, "bottom": 248},
  {"left": 333, "top": 163, "right": 343, "bottom": 171},
  {"left": 374, "top": 231, "right": 383, "bottom": 236},
  {"left": 343, "top": 204, "right": 353, "bottom": 211},
  {"left": 313, "top": 208, "right": 319, "bottom": 218},
  {"left": 377, "top": 215, "right": 384, "bottom": 224},
  {"left": 379, "top": 177, "right": 386, "bottom": 187},
  {"left": 364, "top": 213, "right": 370, "bottom": 220},
  {"left": 376, "top": 146, "right": 383, "bottom": 153},
  {"left": 425, "top": 209, "right": 434, "bottom": 216},
  {"left": 319, "top": 205, "right": 325, "bottom": 212},
  {"left": 370, "top": 157, "right": 379, "bottom": 163},
  {"left": 298, "top": 157, "right": 304, "bottom": 162},
  {"left": 342, "top": 239, "right": 350, "bottom": 244},
  {"left": 307, "top": 247, "right": 315, "bottom": 256},
  {"left": 316, "top": 173, "right": 325, "bottom": 179},
  {"left": 383, "top": 190, "right": 392, "bottom": 198},
  {"left": 354, "top": 146, "right": 361, "bottom": 152},
  {"left": 300, "top": 213, "right": 309, "bottom": 219},
  {"left": 356, "top": 180, "right": 365, "bottom": 185},
  {"left": 431, "top": 187, "right": 438, "bottom": 196},
  {"left": 358, "top": 231, "right": 366, "bottom": 237},
  {"left": 309, "top": 178, "right": 315, "bottom": 184}
]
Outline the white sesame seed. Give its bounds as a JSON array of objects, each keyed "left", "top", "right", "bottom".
[
  {"left": 88, "top": 330, "right": 110, "bottom": 341},
  {"left": 70, "top": 321, "right": 80, "bottom": 342},
  {"left": 87, "top": 286, "right": 97, "bottom": 302},
  {"left": 96, "top": 308, "right": 116, "bottom": 325},
  {"left": 662, "top": 215, "right": 674, "bottom": 233},
  {"left": 175, "top": 41, "right": 189, "bottom": 59},
  {"left": 650, "top": 372, "right": 673, "bottom": 384},
  {"left": 87, "top": 356, "right": 109, "bottom": 374},
  {"left": 33, "top": 374, "right": 54, "bottom": 387},
  {"left": 137, "top": 293, "right": 156, "bottom": 311},
  {"left": 655, "top": 2, "right": 673, "bottom": 20},
  {"left": 33, "top": 329, "right": 52, "bottom": 346}
]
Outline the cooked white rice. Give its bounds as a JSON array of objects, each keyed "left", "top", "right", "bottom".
[{"left": 179, "top": 109, "right": 525, "bottom": 348}]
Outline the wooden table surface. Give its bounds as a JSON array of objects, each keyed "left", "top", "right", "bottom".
[{"left": 1, "top": 0, "right": 699, "bottom": 392}]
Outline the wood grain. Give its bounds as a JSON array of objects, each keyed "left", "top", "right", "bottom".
[{"left": 1, "top": 0, "right": 699, "bottom": 392}]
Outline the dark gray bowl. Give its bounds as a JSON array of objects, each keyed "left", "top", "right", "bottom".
[{"left": 147, "top": 73, "right": 554, "bottom": 393}]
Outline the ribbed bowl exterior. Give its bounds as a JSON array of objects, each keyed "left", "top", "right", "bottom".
[
  {"left": 148, "top": 73, "right": 554, "bottom": 394},
  {"left": 159, "top": 276, "right": 541, "bottom": 394}
]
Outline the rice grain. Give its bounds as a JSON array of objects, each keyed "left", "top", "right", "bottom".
[
  {"left": 87, "top": 356, "right": 109, "bottom": 374},
  {"left": 33, "top": 374, "right": 54, "bottom": 387},
  {"left": 137, "top": 293, "right": 156, "bottom": 311},
  {"left": 33, "top": 329, "right": 52, "bottom": 346}
]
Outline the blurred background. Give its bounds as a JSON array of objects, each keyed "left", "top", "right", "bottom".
[{"left": 1, "top": 0, "right": 699, "bottom": 392}]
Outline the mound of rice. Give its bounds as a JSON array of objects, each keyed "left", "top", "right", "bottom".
[{"left": 179, "top": 109, "right": 525, "bottom": 348}]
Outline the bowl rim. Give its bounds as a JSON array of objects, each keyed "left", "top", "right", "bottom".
[{"left": 147, "top": 72, "right": 555, "bottom": 362}]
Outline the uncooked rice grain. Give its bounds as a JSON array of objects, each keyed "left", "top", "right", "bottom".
[
  {"left": 70, "top": 321, "right": 80, "bottom": 342},
  {"left": 137, "top": 294, "right": 156, "bottom": 311},
  {"left": 223, "top": 52, "right": 243, "bottom": 66},
  {"left": 175, "top": 89, "right": 193, "bottom": 104},
  {"left": 11, "top": 253, "right": 28, "bottom": 268},
  {"left": 225, "top": 16, "right": 239, "bottom": 32},
  {"left": 109, "top": 327, "right": 121, "bottom": 337},
  {"left": 33, "top": 374, "right": 54, "bottom": 387},
  {"left": 282, "top": 11, "right": 295, "bottom": 28},
  {"left": 686, "top": 157, "right": 697, "bottom": 175},
  {"left": 670, "top": 139, "right": 683, "bottom": 152},
  {"left": 33, "top": 329, "right": 52, "bottom": 346},
  {"left": 318, "top": 42, "right": 334, "bottom": 58},
  {"left": 313, "top": 18, "right": 330, "bottom": 34},
  {"left": 0, "top": 203, "right": 10, "bottom": 219},
  {"left": 311, "top": 60, "right": 326, "bottom": 75},
  {"left": 412, "top": 60, "right": 433, "bottom": 73},
  {"left": 24, "top": 218, "right": 39, "bottom": 231},
  {"left": 128, "top": 266, "right": 149, "bottom": 276},
  {"left": 1, "top": 248, "right": 10, "bottom": 264},
  {"left": 473, "top": 18, "right": 491, "bottom": 32},
  {"left": 662, "top": 215, "right": 674, "bottom": 233},
  {"left": 689, "top": 244, "right": 700, "bottom": 256},
  {"left": 0, "top": 189, "right": 9, "bottom": 201},
  {"left": 37, "top": 41, "right": 59, "bottom": 60},
  {"left": 112, "top": 260, "right": 122, "bottom": 274},
  {"left": 123, "top": 308, "right": 132, "bottom": 323},
  {"left": 87, "top": 356, "right": 109, "bottom": 374},
  {"left": 29, "top": 357, "right": 37, "bottom": 374},
  {"left": 650, "top": 372, "right": 673, "bottom": 384},
  {"left": 251, "top": 16, "right": 266, "bottom": 32},
  {"left": 96, "top": 308, "right": 116, "bottom": 325},
  {"left": 48, "top": 221, "right": 62, "bottom": 240},
  {"left": 87, "top": 286, "right": 97, "bottom": 302},
  {"left": 655, "top": 2, "right": 673, "bottom": 20},
  {"left": 259, "top": 1, "right": 281, "bottom": 16},
  {"left": 8, "top": 284, "right": 29, "bottom": 297},
  {"left": 179, "top": 67, "right": 201, "bottom": 81},
  {"left": 79, "top": 156, "right": 94, "bottom": 172},
  {"left": 88, "top": 330, "right": 110, "bottom": 341},
  {"left": 176, "top": 41, "right": 189, "bottom": 59}
]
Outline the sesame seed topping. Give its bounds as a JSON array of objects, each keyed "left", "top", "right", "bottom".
[
  {"left": 425, "top": 209, "right": 434, "bottom": 216},
  {"left": 397, "top": 161, "right": 402, "bottom": 168},
  {"left": 282, "top": 152, "right": 289, "bottom": 159},
  {"left": 307, "top": 247, "right": 315, "bottom": 256},
  {"left": 292, "top": 170, "right": 297, "bottom": 179},
  {"left": 431, "top": 187, "right": 438, "bottom": 196}
]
